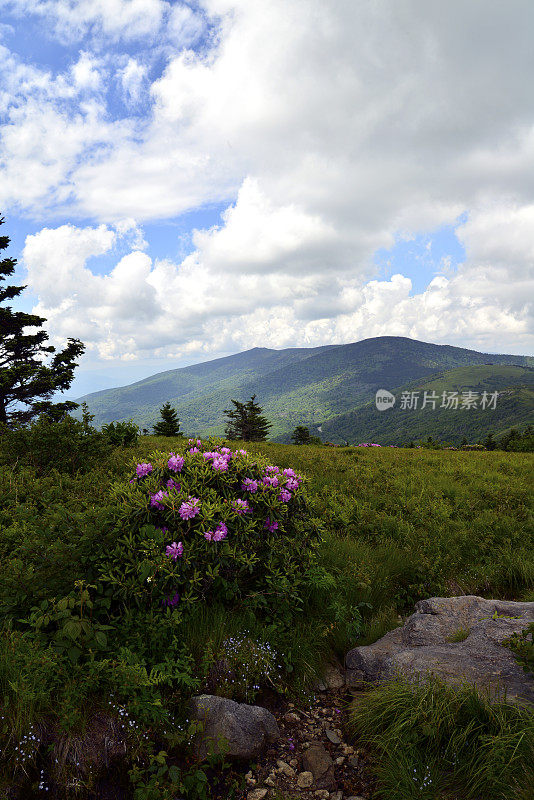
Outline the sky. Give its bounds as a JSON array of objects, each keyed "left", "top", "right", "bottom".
[{"left": 1, "top": 0, "right": 533, "bottom": 398}]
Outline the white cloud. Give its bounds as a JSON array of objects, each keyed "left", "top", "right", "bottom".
[
  {"left": 3, "top": 0, "right": 534, "bottom": 368},
  {"left": 0, "top": 0, "right": 169, "bottom": 42}
]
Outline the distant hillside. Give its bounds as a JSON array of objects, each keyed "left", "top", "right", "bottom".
[
  {"left": 315, "top": 365, "right": 534, "bottom": 445},
  {"left": 76, "top": 337, "right": 534, "bottom": 438}
]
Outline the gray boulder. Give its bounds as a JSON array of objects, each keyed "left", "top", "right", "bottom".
[
  {"left": 190, "top": 695, "right": 280, "bottom": 760},
  {"left": 346, "top": 596, "right": 534, "bottom": 705}
]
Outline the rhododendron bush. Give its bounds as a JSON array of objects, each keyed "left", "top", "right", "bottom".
[{"left": 104, "top": 439, "right": 320, "bottom": 618}]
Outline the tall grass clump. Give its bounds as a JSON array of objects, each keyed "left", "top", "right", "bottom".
[{"left": 348, "top": 677, "right": 534, "bottom": 800}]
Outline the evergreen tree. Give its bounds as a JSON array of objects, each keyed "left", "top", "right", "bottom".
[
  {"left": 291, "top": 425, "right": 312, "bottom": 444},
  {"left": 483, "top": 432, "right": 497, "bottom": 451},
  {"left": 0, "top": 216, "right": 85, "bottom": 425},
  {"left": 291, "top": 425, "right": 321, "bottom": 445},
  {"left": 153, "top": 402, "right": 182, "bottom": 436},
  {"left": 224, "top": 395, "right": 272, "bottom": 441}
]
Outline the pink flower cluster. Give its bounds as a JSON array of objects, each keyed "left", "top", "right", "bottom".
[
  {"left": 242, "top": 478, "right": 258, "bottom": 493},
  {"left": 179, "top": 497, "right": 201, "bottom": 520},
  {"left": 150, "top": 490, "right": 168, "bottom": 510},
  {"left": 166, "top": 541, "right": 183, "bottom": 560},
  {"left": 168, "top": 453, "right": 184, "bottom": 472},
  {"left": 204, "top": 522, "right": 228, "bottom": 542},
  {"left": 136, "top": 462, "right": 153, "bottom": 478},
  {"left": 356, "top": 443, "right": 382, "bottom": 447},
  {"left": 231, "top": 498, "right": 251, "bottom": 515}
]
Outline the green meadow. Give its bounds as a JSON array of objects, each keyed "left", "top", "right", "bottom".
[{"left": 1, "top": 435, "right": 533, "bottom": 798}]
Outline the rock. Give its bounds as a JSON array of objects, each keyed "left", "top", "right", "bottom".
[
  {"left": 247, "top": 790, "right": 268, "bottom": 800},
  {"left": 335, "top": 756, "right": 345, "bottom": 765},
  {"left": 347, "top": 755, "right": 360, "bottom": 769},
  {"left": 276, "top": 760, "right": 296, "bottom": 777},
  {"left": 330, "top": 793, "right": 343, "bottom": 800},
  {"left": 324, "top": 663, "right": 345, "bottom": 689},
  {"left": 283, "top": 711, "right": 300, "bottom": 724},
  {"left": 289, "top": 758, "right": 298, "bottom": 767},
  {"left": 345, "top": 596, "right": 534, "bottom": 704},
  {"left": 190, "top": 695, "right": 279, "bottom": 760},
  {"left": 302, "top": 742, "right": 336, "bottom": 789},
  {"left": 314, "top": 791, "right": 330, "bottom": 799},
  {"left": 264, "top": 776, "right": 276, "bottom": 787},
  {"left": 341, "top": 745, "right": 354, "bottom": 755},
  {"left": 325, "top": 728, "right": 342, "bottom": 745},
  {"left": 297, "top": 771, "right": 315, "bottom": 788}
]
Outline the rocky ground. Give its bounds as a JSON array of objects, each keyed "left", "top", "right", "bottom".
[{"left": 242, "top": 684, "right": 375, "bottom": 800}]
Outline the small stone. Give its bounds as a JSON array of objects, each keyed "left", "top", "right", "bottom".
[
  {"left": 314, "top": 791, "right": 330, "bottom": 799},
  {"left": 288, "top": 702, "right": 295, "bottom": 708},
  {"left": 284, "top": 712, "right": 300, "bottom": 724},
  {"left": 247, "top": 790, "right": 268, "bottom": 800},
  {"left": 346, "top": 796, "right": 365, "bottom": 800},
  {"left": 325, "top": 729, "right": 342, "bottom": 745},
  {"left": 335, "top": 756, "right": 345, "bottom": 765},
  {"left": 316, "top": 680, "right": 328, "bottom": 692},
  {"left": 341, "top": 745, "right": 354, "bottom": 755},
  {"left": 330, "top": 793, "right": 343, "bottom": 800},
  {"left": 264, "top": 776, "right": 276, "bottom": 787},
  {"left": 277, "top": 760, "right": 296, "bottom": 778},
  {"left": 289, "top": 758, "right": 298, "bottom": 767},
  {"left": 297, "top": 771, "right": 314, "bottom": 788},
  {"left": 347, "top": 755, "right": 359, "bottom": 769}
]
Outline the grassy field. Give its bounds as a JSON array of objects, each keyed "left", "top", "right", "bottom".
[{"left": 0, "top": 436, "right": 532, "bottom": 798}]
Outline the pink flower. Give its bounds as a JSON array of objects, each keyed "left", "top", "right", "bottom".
[
  {"left": 263, "top": 476, "right": 279, "bottom": 487},
  {"left": 232, "top": 499, "right": 251, "bottom": 515},
  {"left": 213, "top": 522, "right": 228, "bottom": 541},
  {"left": 242, "top": 478, "right": 258, "bottom": 493},
  {"left": 265, "top": 465, "right": 280, "bottom": 474},
  {"left": 136, "top": 462, "right": 153, "bottom": 478},
  {"left": 279, "top": 489, "right": 292, "bottom": 503},
  {"left": 189, "top": 447, "right": 200, "bottom": 454},
  {"left": 167, "top": 454, "right": 184, "bottom": 473},
  {"left": 179, "top": 497, "right": 201, "bottom": 520},
  {"left": 150, "top": 490, "right": 168, "bottom": 510},
  {"left": 283, "top": 468, "right": 296, "bottom": 477},
  {"left": 220, "top": 447, "right": 231, "bottom": 455},
  {"left": 166, "top": 478, "right": 181, "bottom": 491},
  {"left": 162, "top": 591, "right": 180, "bottom": 607},
  {"left": 204, "top": 522, "right": 228, "bottom": 542},
  {"left": 264, "top": 518, "right": 279, "bottom": 533},
  {"left": 285, "top": 477, "right": 299, "bottom": 491},
  {"left": 212, "top": 457, "right": 229, "bottom": 472},
  {"left": 166, "top": 541, "right": 183, "bottom": 560},
  {"left": 234, "top": 449, "right": 247, "bottom": 456}
]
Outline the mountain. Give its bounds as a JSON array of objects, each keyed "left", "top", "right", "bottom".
[
  {"left": 315, "top": 365, "right": 534, "bottom": 445},
  {"left": 76, "top": 337, "right": 534, "bottom": 439}
]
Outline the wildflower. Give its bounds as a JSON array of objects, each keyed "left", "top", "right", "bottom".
[
  {"left": 179, "top": 497, "right": 201, "bottom": 520},
  {"left": 189, "top": 446, "right": 200, "bottom": 454},
  {"left": 235, "top": 448, "right": 247, "bottom": 456},
  {"left": 265, "top": 465, "right": 280, "bottom": 474},
  {"left": 279, "top": 489, "right": 292, "bottom": 503},
  {"left": 263, "top": 475, "right": 279, "bottom": 487},
  {"left": 232, "top": 498, "right": 251, "bottom": 515},
  {"left": 212, "top": 457, "right": 229, "bottom": 472},
  {"left": 150, "top": 490, "right": 168, "bottom": 510},
  {"left": 136, "top": 462, "right": 153, "bottom": 478},
  {"left": 242, "top": 478, "right": 258, "bottom": 493},
  {"left": 166, "top": 541, "right": 183, "bottom": 560},
  {"left": 166, "top": 478, "right": 181, "bottom": 491},
  {"left": 283, "top": 468, "right": 296, "bottom": 477},
  {"left": 168, "top": 454, "right": 184, "bottom": 472},
  {"left": 162, "top": 591, "right": 180, "bottom": 608},
  {"left": 213, "top": 522, "right": 228, "bottom": 541},
  {"left": 285, "top": 477, "right": 299, "bottom": 491},
  {"left": 220, "top": 447, "right": 231, "bottom": 455},
  {"left": 264, "top": 518, "right": 278, "bottom": 532}
]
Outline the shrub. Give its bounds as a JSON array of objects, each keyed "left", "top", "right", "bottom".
[
  {"left": 102, "top": 439, "right": 320, "bottom": 623},
  {"left": 0, "top": 410, "right": 111, "bottom": 475},
  {"left": 102, "top": 419, "right": 140, "bottom": 446}
]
